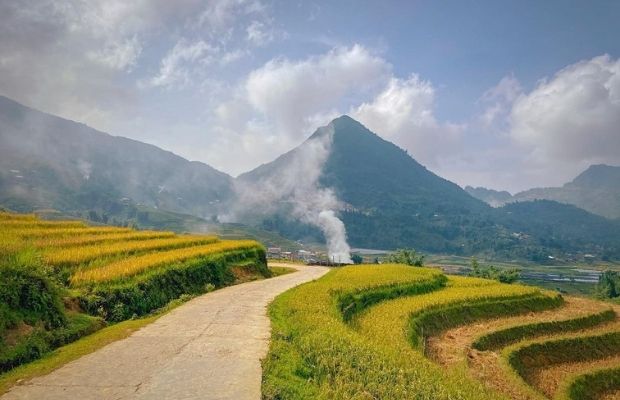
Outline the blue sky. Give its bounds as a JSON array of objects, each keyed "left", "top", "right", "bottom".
[{"left": 1, "top": 0, "right": 619, "bottom": 191}]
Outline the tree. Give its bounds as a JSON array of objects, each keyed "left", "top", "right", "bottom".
[
  {"left": 468, "top": 257, "right": 521, "bottom": 284},
  {"left": 351, "top": 254, "right": 363, "bottom": 264},
  {"left": 595, "top": 270, "right": 620, "bottom": 299},
  {"left": 386, "top": 248, "right": 425, "bottom": 267}
]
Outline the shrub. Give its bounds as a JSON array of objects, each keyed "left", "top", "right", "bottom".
[
  {"left": 473, "top": 308, "right": 616, "bottom": 351},
  {"left": 79, "top": 247, "right": 267, "bottom": 321}
]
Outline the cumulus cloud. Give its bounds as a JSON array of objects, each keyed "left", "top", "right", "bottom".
[
  {"left": 204, "top": 44, "right": 391, "bottom": 174},
  {"left": 352, "top": 75, "right": 464, "bottom": 168},
  {"left": 0, "top": 0, "right": 276, "bottom": 132},
  {"left": 448, "top": 54, "right": 620, "bottom": 192},
  {"left": 510, "top": 54, "right": 620, "bottom": 164}
]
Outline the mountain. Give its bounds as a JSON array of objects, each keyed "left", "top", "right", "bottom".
[
  {"left": 464, "top": 186, "right": 513, "bottom": 208},
  {"left": 467, "top": 165, "right": 620, "bottom": 219},
  {"left": 0, "top": 95, "right": 233, "bottom": 218},
  {"left": 512, "top": 165, "right": 620, "bottom": 219},
  {"left": 240, "top": 116, "right": 620, "bottom": 260}
]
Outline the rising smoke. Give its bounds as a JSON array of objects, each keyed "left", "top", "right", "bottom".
[{"left": 227, "top": 123, "right": 353, "bottom": 263}]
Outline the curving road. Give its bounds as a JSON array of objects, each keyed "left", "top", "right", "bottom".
[{"left": 2, "top": 264, "right": 328, "bottom": 400}]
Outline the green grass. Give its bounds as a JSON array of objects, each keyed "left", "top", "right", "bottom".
[
  {"left": 408, "top": 292, "right": 563, "bottom": 350},
  {"left": 504, "top": 331, "right": 620, "bottom": 389},
  {"left": 558, "top": 366, "right": 620, "bottom": 400},
  {"left": 0, "top": 292, "right": 198, "bottom": 395},
  {"left": 473, "top": 308, "right": 616, "bottom": 351},
  {"left": 262, "top": 265, "right": 534, "bottom": 399},
  {"left": 0, "top": 314, "right": 155, "bottom": 394}
]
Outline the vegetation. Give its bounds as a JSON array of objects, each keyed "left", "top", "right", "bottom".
[
  {"left": 468, "top": 257, "right": 521, "bottom": 283},
  {"left": 505, "top": 331, "right": 620, "bottom": 392},
  {"left": 263, "top": 263, "right": 620, "bottom": 399},
  {"left": 263, "top": 264, "right": 556, "bottom": 399},
  {"left": 0, "top": 211, "right": 268, "bottom": 374},
  {"left": 595, "top": 270, "right": 620, "bottom": 299},
  {"left": 558, "top": 366, "right": 620, "bottom": 400},
  {"left": 472, "top": 308, "right": 616, "bottom": 351},
  {"left": 385, "top": 248, "right": 425, "bottom": 266}
]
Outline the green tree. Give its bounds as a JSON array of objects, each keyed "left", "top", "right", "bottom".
[
  {"left": 351, "top": 254, "right": 363, "bottom": 264},
  {"left": 386, "top": 248, "right": 425, "bottom": 267},
  {"left": 595, "top": 270, "right": 620, "bottom": 299},
  {"left": 468, "top": 257, "right": 520, "bottom": 284}
]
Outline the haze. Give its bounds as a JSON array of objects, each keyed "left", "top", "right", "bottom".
[{"left": 1, "top": 0, "right": 619, "bottom": 192}]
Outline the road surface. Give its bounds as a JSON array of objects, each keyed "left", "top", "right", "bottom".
[{"left": 2, "top": 264, "right": 328, "bottom": 400}]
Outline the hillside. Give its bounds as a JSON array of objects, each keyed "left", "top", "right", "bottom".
[
  {"left": 263, "top": 264, "right": 620, "bottom": 399},
  {"left": 240, "top": 116, "right": 620, "bottom": 260},
  {"left": 467, "top": 164, "right": 620, "bottom": 219},
  {"left": 464, "top": 186, "right": 513, "bottom": 208},
  {"left": 0, "top": 96, "right": 233, "bottom": 218},
  {"left": 0, "top": 211, "right": 267, "bottom": 374}
]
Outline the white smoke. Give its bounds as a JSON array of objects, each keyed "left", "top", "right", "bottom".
[
  {"left": 226, "top": 123, "right": 352, "bottom": 263},
  {"left": 77, "top": 159, "right": 92, "bottom": 180}
]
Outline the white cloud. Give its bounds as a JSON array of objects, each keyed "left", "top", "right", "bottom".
[
  {"left": 196, "top": 45, "right": 391, "bottom": 174},
  {"left": 244, "top": 44, "right": 390, "bottom": 134},
  {"left": 478, "top": 74, "right": 522, "bottom": 129},
  {"left": 246, "top": 20, "right": 274, "bottom": 46},
  {"left": 510, "top": 54, "right": 620, "bottom": 164},
  {"left": 352, "top": 75, "right": 464, "bottom": 168},
  {"left": 88, "top": 36, "right": 143, "bottom": 71},
  {"left": 147, "top": 39, "right": 217, "bottom": 88}
]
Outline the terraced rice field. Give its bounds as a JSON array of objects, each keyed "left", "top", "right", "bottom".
[
  {"left": 1, "top": 211, "right": 269, "bottom": 373},
  {"left": 263, "top": 264, "right": 620, "bottom": 400}
]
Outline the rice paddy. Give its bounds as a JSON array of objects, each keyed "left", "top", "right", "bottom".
[
  {"left": 263, "top": 264, "right": 620, "bottom": 400},
  {"left": 1, "top": 211, "right": 268, "bottom": 373}
]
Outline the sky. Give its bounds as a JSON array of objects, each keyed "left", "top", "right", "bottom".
[{"left": 0, "top": 0, "right": 619, "bottom": 192}]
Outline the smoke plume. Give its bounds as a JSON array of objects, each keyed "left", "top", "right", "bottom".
[{"left": 227, "top": 123, "right": 352, "bottom": 263}]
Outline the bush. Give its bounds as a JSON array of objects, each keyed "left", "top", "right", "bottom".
[
  {"left": 468, "top": 257, "right": 521, "bottom": 283},
  {"left": 79, "top": 248, "right": 267, "bottom": 321},
  {"left": 0, "top": 248, "right": 66, "bottom": 333},
  {"left": 385, "top": 248, "right": 425, "bottom": 266}
]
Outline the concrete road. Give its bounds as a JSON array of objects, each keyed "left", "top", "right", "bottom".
[{"left": 2, "top": 264, "right": 328, "bottom": 400}]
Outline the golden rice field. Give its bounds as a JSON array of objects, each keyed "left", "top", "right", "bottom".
[
  {"left": 70, "top": 239, "right": 261, "bottom": 284},
  {"left": 0, "top": 211, "right": 269, "bottom": 374},
  {"left": 0, "top": 212, "right": 265, "bottom": 286},
  {"left": 263, "top": 264, "right": 620, "bottom": 400}
]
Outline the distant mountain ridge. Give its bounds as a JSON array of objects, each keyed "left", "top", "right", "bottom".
[
  {"left": 0, "top": 97, "right": 618, "bottom": 261},
  {"left": 240, "top": 116, "right": 620, "bottom": 260},
  {"left": 0, "top": 95, "right": 233, "bottom": 218},
  {"left": 466, "top": 164, "right": 620, "bottom": 219}
]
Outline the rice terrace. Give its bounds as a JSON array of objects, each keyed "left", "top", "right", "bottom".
[{"left": 2, "top": 1, "right": 620, "bottom": 399}]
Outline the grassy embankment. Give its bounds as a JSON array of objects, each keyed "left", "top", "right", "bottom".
[
  {"left": 263, "top": 264, "right": 620, "bottom": 399},
  {"left": 0, "top": 211, "right": 268, "bottom": 382}
]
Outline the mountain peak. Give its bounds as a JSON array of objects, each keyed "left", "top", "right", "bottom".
[{"left": 569, "top": 164, "right": 620, "bottom": 188}]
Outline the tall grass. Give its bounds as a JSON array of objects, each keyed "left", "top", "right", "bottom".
[
  {"left": 0, "top": 220, "right": 86, "bottom": 229},
  {"left": 473, "top": 308, "right": 616, "bottom": 351},
  {"left": 8, "top": 227, "right": 132, "bottom": 238},
  {"left": 558, "top": 366, "right": 620, "bottom": 400},
  {"left": 43, "top": 235, "right": 219, "bottom": 267},
  {"left": 71, "top": 240, "right": 261, "bottom": 284},
  {"left": 33, "top": 230, "right": 176, "bottom": 248},
  {"left": 263, "top": 265, "right": 523, "bottom": 399},
  {"left": 505, "top": 331, "right": 620, "bottom": 378}
]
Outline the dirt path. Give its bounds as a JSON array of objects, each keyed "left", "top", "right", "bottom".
[{"left": 1, "top": 264, "right": 328, "bottom": 400}]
